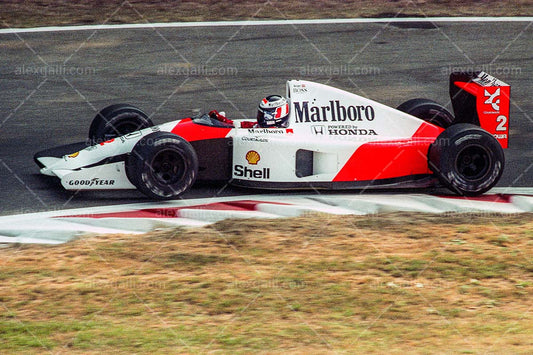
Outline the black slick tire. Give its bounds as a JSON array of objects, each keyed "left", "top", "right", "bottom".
[
  {"left": 89, "top": 104, "right": 153, "bottom": 144},
  {"left": 126, "top": 132, "right": 198, "bottom": 200},
  {"left": 428, "top": 123, "right": 504, "bottom": 196},
  {"left": 397, "top": 98, "right": 454, "bottom": 128}
]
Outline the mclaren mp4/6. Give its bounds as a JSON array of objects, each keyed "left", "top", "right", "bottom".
[{"left": 34, "top": 71, "right": 510, "bottom": 199}]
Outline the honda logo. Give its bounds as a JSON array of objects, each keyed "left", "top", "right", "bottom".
[{"left": 312, "top": 125, "right": 325, "bottom": 135}]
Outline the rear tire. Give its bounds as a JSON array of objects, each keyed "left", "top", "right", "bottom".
[
  {"left": 428, "top": 123, "right": 504, "bottom": 196},
  {"left": 89, "top": 104, "right": 154, "bottom": 144},
  {"left": 126, "top": 132, "right": 198, "bottom": 200},
  {"left": 397, "top": 98, "right": 454, "bottom": 128}
]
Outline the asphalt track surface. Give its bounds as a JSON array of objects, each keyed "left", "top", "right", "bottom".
[{"left": 1, "top": 20, "right": 531, "bottom": 216}]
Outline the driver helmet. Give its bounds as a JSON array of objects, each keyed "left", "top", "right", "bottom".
[{"left": 257, "top": 95, "right": 290, "bottom": 128}]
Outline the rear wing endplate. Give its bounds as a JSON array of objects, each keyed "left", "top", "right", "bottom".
[{"left": 450, "top": 71, "right": 510, "bottom": 148}]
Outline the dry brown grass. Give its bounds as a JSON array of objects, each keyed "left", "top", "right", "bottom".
[
  {"left": 1, "top": 0, "right": 532, "bottom": 28},
  {"left": 1, "top": 212, "right": 532, "bottom": 353}
]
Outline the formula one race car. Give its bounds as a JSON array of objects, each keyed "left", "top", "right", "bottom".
[{"left": 34, "top": 71, "right": 510, "bottom": 199}]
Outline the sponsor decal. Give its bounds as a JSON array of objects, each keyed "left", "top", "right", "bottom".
[
  {"left": 482, "top": 87, "right": 508, "bottom": 135},
  {"left": 474, "top": 72, "right": 506, "bottom": 87},
  {"left": 67, "top": 151, "right": 79, "bottom": 158},
  {"left": 293, "top": 88, "right": 308, "bottom": 93},
  {"left": 68, "top": 178, "right": 116, "bottom": 186},
  {"left": 293, "top": 101, "right": 375, "bottom": 123},
  {"left": 484, "top": 88, "right": 500, "bottom": 112},
  {"left": 234, "top": 165, "right": 270, "bottom": 179},
  {"left": 292, "top": 84, "right": 307, "bottom": 94},
  {"left": 311, "top": 124, "right": 377, "bottom": 136},
  {"left": 241, "top": 136, "right": 268, "bottom": 143},
  {"left": 328, "top": 125, "right": 377, "bottom": 136},
  {"left": 247, "top": 128, "right": 293, "bottom": 135},
  {"left": 292, "top": 84, "right": 308, "bottom": 94},
  {"left": 312, "top": 125, "right": 325, "bottom": 135},
  {"left": 246, "top": 150, "right": 261, "bottom": 165}
]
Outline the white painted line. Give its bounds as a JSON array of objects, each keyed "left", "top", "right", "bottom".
[
  {"left": 511, "top": 195, "right": 533, "bottom": 212},
  {"left": 491, "top": 187, "right": 533, "bottom": 195},
  {"left": 54, "top": 217, "right": 208, "bottom": 231},
  {"left": 1, "top": 17, "right": 532, "bottom": 35},
  {"left": 177, "top": 208, "right": 279, "bottom": 223},
  {"left": 0, "top": 236, "right": 66, "bottom": 245}
]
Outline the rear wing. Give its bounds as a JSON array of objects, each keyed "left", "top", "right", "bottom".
[{"left": 450, "top": 71, "right": 510, "bottom": 148}]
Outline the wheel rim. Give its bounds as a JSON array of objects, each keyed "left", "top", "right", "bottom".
[
  {"left": 455, "top": 145, "right": 491, "bottom": 181},
  {"left": 150, "top": 148, "right": 186, "bottom": 185}
]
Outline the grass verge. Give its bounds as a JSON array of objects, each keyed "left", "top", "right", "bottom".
[{"left": 0, "top": 212, "right": 532, "bottom": 353}]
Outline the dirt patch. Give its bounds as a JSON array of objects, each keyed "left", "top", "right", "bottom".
[
  {"left": 1, "top": 212, "right": 532, "bottom": 353},
  {"left": 1, "top": 0, "right": 532, "bottom": 28}
]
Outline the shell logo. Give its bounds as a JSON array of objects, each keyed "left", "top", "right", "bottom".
[
  {"left": 67, "top": 151, "right": 79, "bottom": 158},
  {"left": 245, "top": 150, "right": 260, "bottom": 165}
]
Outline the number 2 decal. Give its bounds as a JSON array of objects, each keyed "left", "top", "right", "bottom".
[{"left": 496, "top": 115, "right": 507, "bottom": 132}]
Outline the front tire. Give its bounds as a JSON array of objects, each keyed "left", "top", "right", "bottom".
[
  {"left": 397, "top": 98, "right": 454, "bottom": 128},
  {"left": 126, "top": 132, "right": 198, "bottom": 200},
  {"left": 428, "top": 123, "right": 504, "bottom": 196},
  {"left": 89, "top": 104, "right": 154, "bottom": 144}
]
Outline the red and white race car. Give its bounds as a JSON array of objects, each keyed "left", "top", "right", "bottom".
[{"left": 34, "top": 71, "right": 510, "bottom": 199}]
